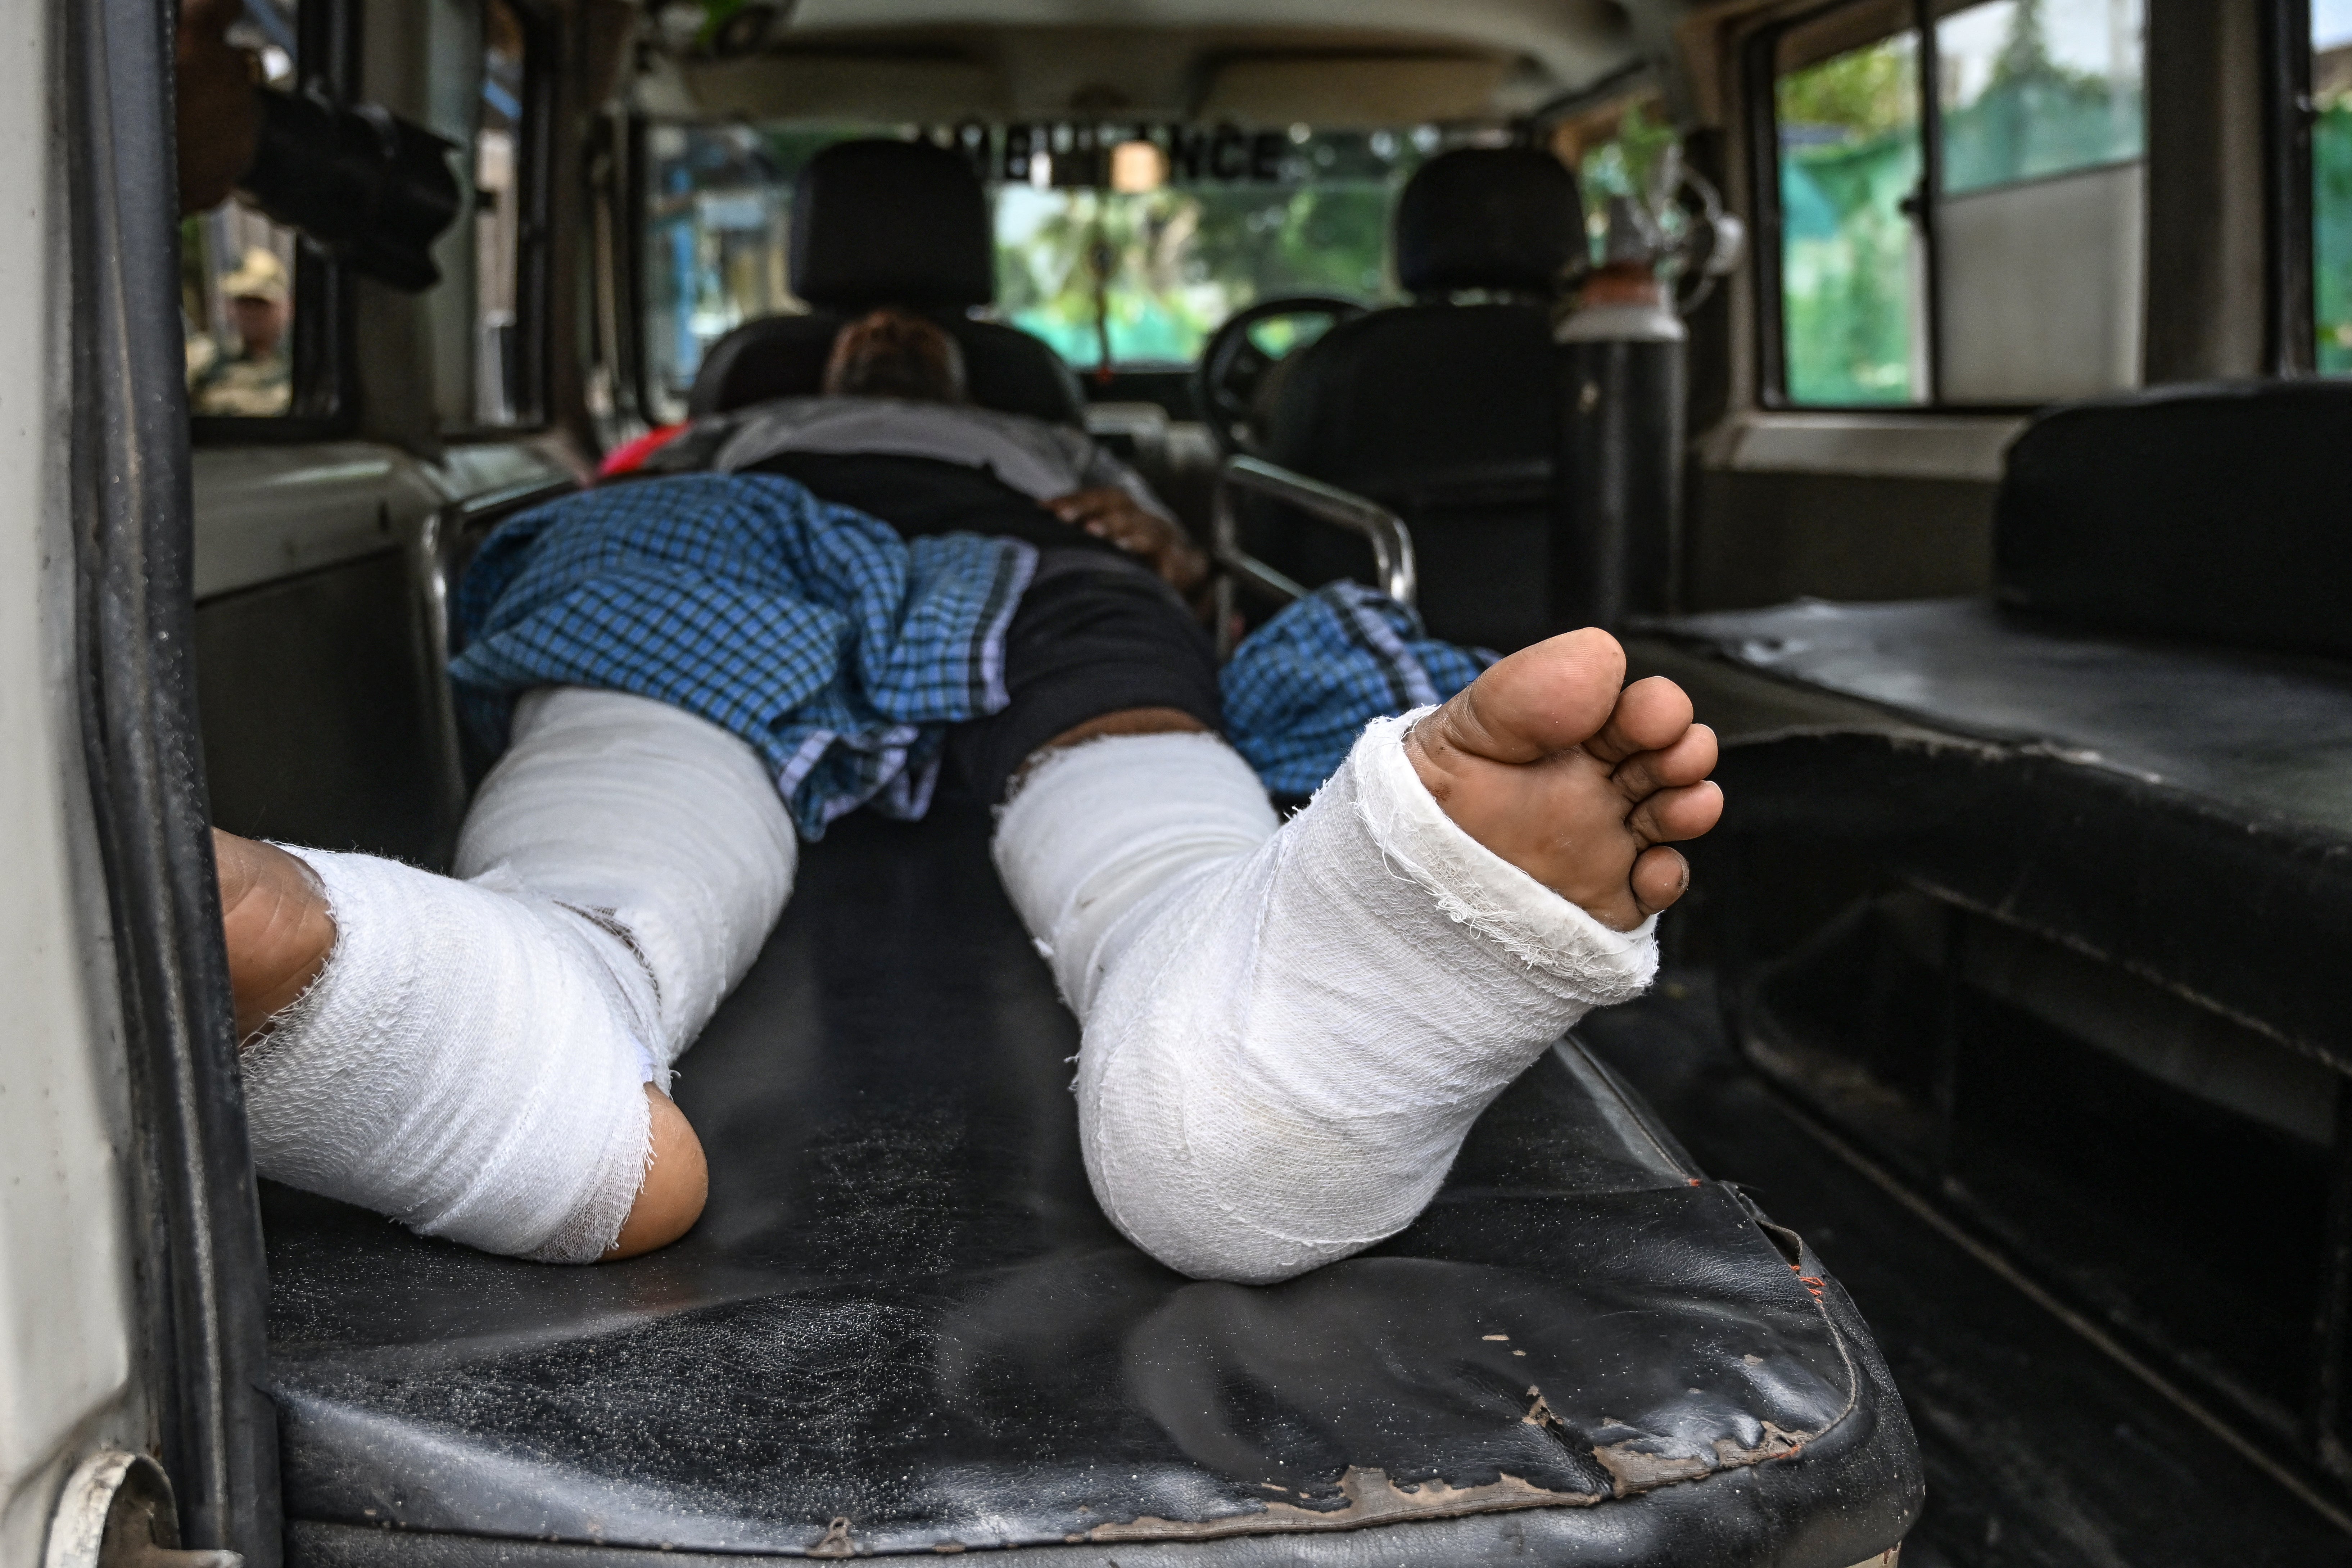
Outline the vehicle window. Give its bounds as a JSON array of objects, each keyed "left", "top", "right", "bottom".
[
  {"left": 182, "top": 0, "right": 302, "bottom": 420},
  {"left": 992, "top": 127, "right": 1424, "bottom": 370},
  {"left": 641, "top": 123, "right": 876, "bottom": 410},
  {"left": 1768, "top": 0, "right": 2146, "bottom": 407},
  {"left": 1774, "top": 19, "right": 1925, "bottom": 405},
  {"left": 2316, "top": 0, "right": 2352, "bottom": 373},
  {"left": 471, "top": 0, "right": 536, "bottom": 425},
  {"left": 1558, "top": 94, "right": 1681, "bottom": 248},
  {"left": 639, "top": 122, "right": 1450, "bottom": 416}
]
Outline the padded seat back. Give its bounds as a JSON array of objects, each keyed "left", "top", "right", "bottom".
[
  {"left": 686, "top": 139, "right": 1084, "bottom": 428},
  {"left": 1256, "top": 148, "right": 1581, "bottom": 651},
  {"left": 1996, "top": 379, "right": 2352, "bottom": 660}
]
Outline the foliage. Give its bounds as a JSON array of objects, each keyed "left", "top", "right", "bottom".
[
  {"left": 2319, "top": 101, "right": 2352, "bottom": 374},
  {"left": 996, "top": 135, "right": 1419, "bottom": 367},
  {"left": 1778, "top": 39, "right": 1921, "bottom": 403},
  {"left": 1777, "top": 37, "right": 1916, "bottom": 140},
  {"left": 1578, "top": 103, "right": 1681, "bottom": 218}
]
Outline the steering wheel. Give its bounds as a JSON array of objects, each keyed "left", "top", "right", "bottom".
[{"left": 1193, "top": 295, "right": 1369, "bottom": 455}]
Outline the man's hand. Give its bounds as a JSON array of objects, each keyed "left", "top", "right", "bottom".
[
  {"left": 177, "top": 0, "right": 262, "bottom": 216},
  {"left": 1046, "top": 487, "right": 1208, "bottom": 594}
]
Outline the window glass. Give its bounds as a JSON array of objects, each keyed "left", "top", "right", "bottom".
[
  {"left": 1934, "top": 0, "right": 2145, "bottom": 401},
  {"left": 994, "top": 130, "right": 1418, "bottom": 369},
  {"left": 1555, "top": 94, "right": 1684, "bottom": 270},
  {"left": 2316, "top": 0, "right": 2352, "bottom": 373},
  {"left": 1776, "top": 31, "right": 1925, "bottom": 405},
  {"left": 642, "top": 124, "right": 877, "bottom": 407},
  {"left": 639, "top": 123, "right": 1445, "bottom": 412},
  {"left": 183, "top": 0, "right": 301, "bottom": 419},
  {"left": 472, "top": 0, "right": 530, "bottom": 424},
  {"left": 1767, "top": 0, "right": 2145, "bottom": 406},
  {"left": 1938, "top": 0, "right": 2145, "bottom": 195}
]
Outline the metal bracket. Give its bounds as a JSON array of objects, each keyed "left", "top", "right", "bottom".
[
  {"left": 1208, "top": 454, "right": 1418, "bottom": 658},
  {"left": 46, "top": 1453, "right": 243, "bottom": 1568}
]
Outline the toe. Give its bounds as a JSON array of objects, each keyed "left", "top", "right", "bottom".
[
  {"left": 1433, "top": 628, "right": 1626, "bottom": 764},
  {"left": 1629, "top": 845, "right": 1692, "bottom": 919},
  {"left": 1612, "top": 723, "right": 1718, "bottom": 800},
  {"left": 1586, "top": 677, "right": 1695, "bottom": 765},
  {"left": 1628, "top": 780, "right": 1724, "bottom": 846}
]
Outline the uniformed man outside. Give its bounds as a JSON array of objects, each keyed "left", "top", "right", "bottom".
[{"left": 189, "top": 246, "right": 291, "bottom": 417}]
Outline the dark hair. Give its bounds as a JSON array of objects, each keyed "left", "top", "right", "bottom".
[{"left": 822, "top": 307, "right": 968, "bottom": 402}]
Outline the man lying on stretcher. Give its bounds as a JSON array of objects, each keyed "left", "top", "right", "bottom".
[{"left": 213, "top": 308, "right": 1723, "bottom": 1280}]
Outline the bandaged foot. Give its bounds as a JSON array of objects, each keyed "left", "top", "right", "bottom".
[
  {"left": 213, "top": 687, "right": 795, "bottom": 1262},
  {"left": 994, "top": 629, "right": 1720, "bottom": 1284}
]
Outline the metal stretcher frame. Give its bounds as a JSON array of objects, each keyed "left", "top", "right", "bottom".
[{"left": 1209, "top": 453, "right": 1418, "bottom": 657}]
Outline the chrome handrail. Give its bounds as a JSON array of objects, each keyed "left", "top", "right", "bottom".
[{"left": 1210, "top": 453, "right": 1418, "bottom": 608}]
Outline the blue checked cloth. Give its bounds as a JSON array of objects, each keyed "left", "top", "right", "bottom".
[
  {"left": 451, "top": 474, "right": 1035, "bottom": 838},
  {"left": 1221, "top": 580, "right": 1496, "bottom": 797},
  {"left": 451, "top": 476, "right": 1491, "bottom": 831}
]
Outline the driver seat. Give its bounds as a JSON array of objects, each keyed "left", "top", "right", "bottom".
[
  {"left": 687, "top": 139, "right": 1086, "bottom": 427},
  {"left": 1253, "top": 148, "right": 1582, "bottom": 651}
]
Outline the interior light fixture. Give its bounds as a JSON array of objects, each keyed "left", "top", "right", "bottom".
[{"left": 1109, "top": 139, "right": 1165, "bottom": 193}]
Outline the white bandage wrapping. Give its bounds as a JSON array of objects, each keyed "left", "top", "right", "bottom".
[
  {"left": 242, "top": 848, "right": 664, "bottom": 1262},
  {"left": 456, "top": 687, "right": 798, "bottom": 1064},
  {"left": 994, "top": 714, "right": 1658, "bottom": 1285},
  {"left": 992, "top": 732, "right": 1280, "bottom": 1016},
  {"left": 245, "top": 686, "right": 800, "bottom": 1263}
]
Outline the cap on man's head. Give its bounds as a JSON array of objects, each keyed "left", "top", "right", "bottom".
[{"left": 221, "top": 247, "right": 289, "bottom": 305}]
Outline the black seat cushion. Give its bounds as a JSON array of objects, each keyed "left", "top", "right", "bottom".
[
  {"left": 263, "top": 800, "right": 1919, "bottom": 1566},
  {"left": 1646, "top": 597, "right": 2352, "bottom": 1060},
  {"left": 1996, "top": 379, "right": 2352, "bottom": 660},
  {"left": 687, "top": 311, "right": 1086, "bottom": 427}
]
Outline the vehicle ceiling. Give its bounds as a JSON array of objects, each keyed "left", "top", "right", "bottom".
[{"left": 641, "top": 0, "right": 1699, "bottom": 128}]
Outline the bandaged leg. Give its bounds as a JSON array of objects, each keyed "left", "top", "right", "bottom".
[
  {"left": 240, "top": 687, "right": 795, "bottom": 1261},
  {"left": 454, "top": 686, "right": 798, "bottom": 1062},
  {"left": 992, "top": 630, "right": 1712, "bottom": 1279}
]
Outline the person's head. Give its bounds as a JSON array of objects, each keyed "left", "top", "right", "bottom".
[
  {"left": 822, "top": 307, "right": 966, "bottom": 403},
  {"left": 220, "top": 247, "right": 289, "bottom": 355},
  {"left": 230, "top": 294, "right": 284, "bottom": 355}
]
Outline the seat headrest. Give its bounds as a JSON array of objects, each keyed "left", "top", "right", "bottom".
[
  {"left": 1393, "top": 148, "right": 1586, "bottom": 298},
  {"left": 790, "top": 140, "right": 994, "bottom": 312},
  {"left": 1996, "top": 379, "right": 2352, "bottom": 660}
]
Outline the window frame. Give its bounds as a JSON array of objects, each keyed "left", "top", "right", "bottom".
[
  {"left": 1749, "top": 0, "right": 2148, "bottom": 414},
  {"left": 188, "top": 0, "right": 361, "bottom": 444},
  {"left": 2272, "top": 0, "right": 2319, "bottom": 375},
  {"left": 447, "top": 0, "right": 558, "bottom": 438}
]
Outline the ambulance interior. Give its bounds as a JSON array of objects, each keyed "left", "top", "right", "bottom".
[{"left": 92, "top": 0, "right": 2352, "bottom": 1563}]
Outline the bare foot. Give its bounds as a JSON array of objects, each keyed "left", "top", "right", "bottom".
[
  {"left": 212, "top": 827, "right": 709, "bottom": 1259},
  {"left": 1403, "top": 629, "right": 1723, "bottom": 932}
]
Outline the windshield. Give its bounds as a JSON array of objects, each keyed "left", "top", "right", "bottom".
[{"left": 639, "top": 122, "right": 1457, "bottom": 415}]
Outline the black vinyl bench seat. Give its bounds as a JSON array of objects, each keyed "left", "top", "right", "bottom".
[
  {"left": 1628, "top": 378, "right": 2352, "bottom": 1501},
  {"left": 1636, "top": 595, "right": 2352, "bottom": 1063},
  {"left": 1642, "top": 378, "right": 2352, "bottom": 1065},
  {"left": 261, "top": 800, "right": 1918, "bottom": 1567}
]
